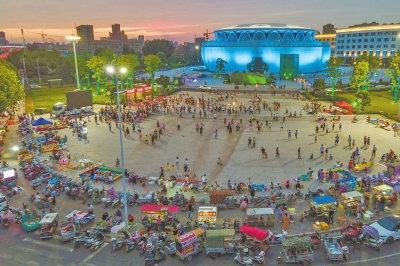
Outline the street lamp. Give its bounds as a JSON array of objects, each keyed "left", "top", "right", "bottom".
[
  {"left": 195, "top": 46, "right": 200, "bottom": 65},
  {"left": 66, "top": 35, "right": 81, "bottom": 90},
  {"left": 106, "top": 65, "right": 129, "bottom": 227}
]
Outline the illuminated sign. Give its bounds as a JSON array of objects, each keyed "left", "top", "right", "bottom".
[{"left": 126, "top": 86, "right": 152, "bottom": 95}]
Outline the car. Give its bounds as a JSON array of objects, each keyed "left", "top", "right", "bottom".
[
  {"left": 370, "top": 216, "right": 400, "bottom": 244},
  {"left": 29, "top": 84, "right": 41, "bottom": 89},
  {"left": 199, "top": 85, "right": 212, "bottom": 91}
]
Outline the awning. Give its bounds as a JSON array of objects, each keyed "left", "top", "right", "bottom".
[
  {"left": 32, "top": 117, "right": 53, "bottom": 126},
  {"left": 140, "top": 204, "right": 180, "bottom": 213},
  {"left": 239, "top": 225, "right": 268, "bottom": 241},
  {"left": 312, "top": 195, "right": 337, "bottom": 205}
]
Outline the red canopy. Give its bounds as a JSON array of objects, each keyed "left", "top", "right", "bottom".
[
  {"left": 335, "top": 101, "right": 353, "bottom": 114},
  {"left": 140, "top": 204, "right": 180, "bottom": 213},
  {"left": 239, "top": 225, "right": 269, "bottom": 241}
]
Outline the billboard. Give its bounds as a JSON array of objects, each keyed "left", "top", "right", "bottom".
[{"left": 66, "top": 90, "right": 93, "bottom": 109}]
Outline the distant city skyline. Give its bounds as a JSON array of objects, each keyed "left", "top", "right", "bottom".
[{"left": 1, "top": 0, "right": 400, "bottom": 43}]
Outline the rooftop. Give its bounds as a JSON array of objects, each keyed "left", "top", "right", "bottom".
[{"left": 218, "top": 23, "right": 306, "bottom": 31}]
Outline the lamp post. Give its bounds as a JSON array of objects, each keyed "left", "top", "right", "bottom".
[
  {"left": 106, "top": 65, "right": 129, "bottom": 227},
  {"left": 66, "top": 35, "right": 81, "bottom": 90},
  {"left": 195, "top": 45, "right": 200, "bottom": 65}
]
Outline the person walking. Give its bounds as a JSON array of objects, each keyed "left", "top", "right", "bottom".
[
  {"left": 252, "top": 137, "right": 256, "bottom": 149},
  {"left": 276, "top": 147, "right": 280, "bottom": 158},
  {"left": 297, "top": 147, "right": 301, "bottom": 159},
  {"left": 248, "top": 137, "right": 251, "bottom": 148},
  {"left": 294, "top": 130, "right": 298, "bottom": 139},
  {"left": 372, "top": 145, "right": 377, "bottom": 158}
]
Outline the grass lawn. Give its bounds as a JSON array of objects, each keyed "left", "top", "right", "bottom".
[
  {"left": 307, "top": 90, "right": 399, "bottom": 121},
  {"left": 231, "top": 73, "right": 267, "bottom": 85},
  {"left": 25, "top": 85, "right": 110, "bottom": 113}
]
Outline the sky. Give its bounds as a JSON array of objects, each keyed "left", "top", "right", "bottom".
[{"left": 1, "top": 0, "right": 400, "bottom": 44}]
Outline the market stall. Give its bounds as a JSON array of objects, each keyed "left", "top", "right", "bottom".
[
  {"left": 198, "top": 206, "right": 217, "bottom": 228},
  {"left": 175, "top": 228, "right": 205, "bottom": 261},
  {"left": 341, "top": 191, "right": 364, "bottom": 215},
  {"left": 140, "top": 204, "right": 180, "bottom": 223},
  {"left": 277, "top": 236, "right": 314, "bottom": 264},
  {"left": 239, "top": 225, "right": 269, "bottom": 251},
  {"left": 205, "top": 229, "right": 237, "bottom": 258},
  {"left": 21, "top": 213, "right": 40, "bottom": 232},
  {"left": 0, "top": 167, "right": 17, "bottom": 193},
  {"left": 312, "top": 195, "right": 337, "bottom": 221},
  {"left": 39, "top": 213, "right": 59, "bottom": 240},
  {"left": 209, "top": 190, "right": 237, "bottom": 209},
  {"left": 244, "top": 208, "right": 275, "bottom": 227},
  {"left": 373, "top": 184, "right": 395, "bottom": 205},
  {"left": 80, "top": 166, "right": 122, "bottom": 183}
]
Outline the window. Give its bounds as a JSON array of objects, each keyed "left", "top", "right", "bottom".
[
  {"left": 376, "top": 51, "right": 380, "bottom": 55},
  {"left": 370, "top": 45, "right": 374, "bottom": 48},
  {"left": 365, "top": 33, "right": 369, "bottom": 36},
  {"left": 377, "top": 38, "right": 382, "bottom": 42},
  {"left": 369, "top": 51, "right": 373, "bottom": 55},
  {"left": 371, "top": 32, "right": 376, "bottom": 36},
  {"left": 370, "top": 39, "right": 374, "bottom": 42},
  {"left": 352, "top": 39, "right": 356, "bottom": 43},
  {"left": 357, "top": 51, "right": 361, "bottom": 55},
  {"left": 391, "top": 51, "right": 395, "bottom": 55},
  {"left": 384, "top": 38, "right": 389, "bottom": 42},
  {"left": 346, "top": 45, "right": 350, "bottom": 49},
  {"left": 364, "top": 39, "right": 368, "bottom": 42},
  {"left": 391, "top": 44, "right": 396, "bottom": 48},
  {"left": 346, "top": 51, "right": 350, "bottom": 55},
  {"left": 392, "top": 38, "right": 396, "bottom": 42},
  {"left": 392, "top": 32, "right": 397, "bottom": 35},
  {"left": 358, "top": 33, "right": 363, "bottom": 36},
  {"left": 352, "top": 34, "right": 357, "bottom": 37},
  {"left": 377, "top": 45, "right": 381, "bottom": 48},
  {"left": 377, "top": 32, "right": 383, "bottom": 36},
  {"left": 352, "top": 45, "right": 356, "bottom": 49},
  {"left": 358, "top": 39, "right": 362, "bottom": 42},
  {"left": 364, "top": 45, "right": 367, "bottom": 48},
  {"left": 383, "top": 44, "right": 388, "bottom": 48},
  {"left": 357, "top": 45, "right": 361, "bottom": 48},
  {"left": 383, "top": 51, "right": 388, "bottom": 55}
]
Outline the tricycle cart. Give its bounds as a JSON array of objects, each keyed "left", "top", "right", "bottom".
[
  {"left": 239, "top": 225, "right": 270, "bottom": 252},
  {"left": 39, "top": 213, "right": 59, "bottom": 240},
  {"left": 198, "top": 206, "right": 217, "bottom": 228},
  {"left": 323, "top": 234, "right": 349, "bottom": 261},
  {"left": 244, "top": 208, "right": 275, "bottom": 227},
  {"left": 175, "top": 228, "right": 205, "bottom": 262},
  {"left": 205, "top": 229, "right": 237, "bottom": 258},
  {"left": 21, "top": 213, "right": 40, "bottom": 232},
  {"left": 277, "top": 236, "right": 314, "bottom": 265},
  {"left": 61, "top": 220, "right": 77, "bottom": 241}
]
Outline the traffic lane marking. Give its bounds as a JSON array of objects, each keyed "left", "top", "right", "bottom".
[
  {"left": 14, "top": 245, "right": 66, "bottom": 261},
  {"left": 23, "top": 237, "right": 74, "bottom": 252},
  {"left": 79, "top": 242, "right": 109, "bottom": 265}
]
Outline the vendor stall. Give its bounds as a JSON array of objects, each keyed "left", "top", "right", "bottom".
[
  {"left": 244, "top": 208, "right": 275, "bottom": 227},
  {"left": 312, "top": 195, "right": 337, "bottom": 221},
  {"left": 198, "top": 206, "right": 217, "bottom": 228},
  {"left": 373, "top": 184, "right": 394, "bottom": 205},
  {"left": 0, "top": 167, "right": 17, "bottom": 192},
  {"left": 341, "top": 191, "right": 364, "bottom": 215},
  {"left": 239, "top": 225, "right": 270, "bottom": 251},
  {"left": 140, "top": 204, "right": 180, "bottom": 223},
  {"left": 80, "top": 166, "right": 122, "bottom": 183},
  {"left": 209, "top": 190, "right": 237, "bottom": 209}
]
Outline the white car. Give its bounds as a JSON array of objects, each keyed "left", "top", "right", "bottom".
[
  {"left": 370, "top": 216, "right": 400, "bottom": 243},
  {"left": 199, "top": 85, "right": 212, "bottom": 91}
]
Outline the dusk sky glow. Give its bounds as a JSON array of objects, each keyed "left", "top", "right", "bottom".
[{"left": 1, "top": 0, "right": 400, "bottom": 43}]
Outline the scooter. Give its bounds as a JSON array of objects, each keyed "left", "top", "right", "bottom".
[
  {"left": 234, "top": 252, "right": 254, "bottom": 266},
  {"left": 144, "top": 250, "right": 166, "bottom": 266},
  {"left": 91, "top": 233, "right": 105, "bottom": 251},
  {"left": 253, "top": 251, "right": 265, "bottom": 264},
  {"left": 111, "top": 237, "right": 126, "bottom": 251},
  {"left": 361, "top": 234, "right": 384, "bottom": 251}
]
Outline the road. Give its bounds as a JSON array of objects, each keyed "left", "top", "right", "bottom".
[{"left": 1, "top": 225, "right": 399, "bottom": 266}]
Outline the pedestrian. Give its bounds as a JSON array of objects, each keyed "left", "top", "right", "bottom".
[
  {"left": 175, "top": 157, "right": 179, "bottom": 169},
  {"left": 339, "top": 123, "right": 342, "bottom": 131},
  {"left": 248, "top": 137, "right": 251, "bottom": 148},
  {"left": 325, "top": 149, "right": 329, "bottom": 160},
  {"left": 314, "top": 135, "right": 317, "bottom": 143},
  {"left": 372, "top": 145, "right": 377, "bottom": 158},
  {"left": 115, "top": 158, "right": 120, "bottom": 168},
  {"left": 252, "top": 137, "right": 256, "bottom": 148},
  {"left": 294, "top": 130, "right": 298, "bottom": 139},
  {"left": 320, "top": 144, "right": 324, "bottom": 157},
  {"left": 202, "top": 173, "right": 208, "bottom": 186},
  {"left": 276, "top": 147, "right": 280, "bottom": 158},
  {"left": 297, "top": 147, "right": 301, "bottom": 159}
]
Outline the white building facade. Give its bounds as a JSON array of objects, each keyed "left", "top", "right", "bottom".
[{"left": 335, "top": 24, "right": 400, "bottom": 58}]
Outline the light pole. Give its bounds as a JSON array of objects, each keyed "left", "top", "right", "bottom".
[
  {"left": 66, "top": 35, "right": 81, "bottom": 90},
  {"left": 195, "top": 45, "right": 200, "bottom": 65},
  {"left": 106, "top": 65, "right": 129, "bottom": 227}
]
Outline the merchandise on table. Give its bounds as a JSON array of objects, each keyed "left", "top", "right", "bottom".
[
  {"left": 341, "top": 191, "right": 364, "bottom": 215},
  {"left": 140, "top": 204, "right": 180, "bottom": 223},
  {"left": 205, "top": 229, "right": 237, "bottom": 257},
  {"left": 80, "top": 166, "right": 122, "bottom": 183},
  {"left": 244, "top": 208, "right": 275, "bottom": 227},
  {"left": 312, "top": 195, "right": 337, "bottom": 221},
  {"left": 39, "top": 212, "right": 59, "bottom": 240}
]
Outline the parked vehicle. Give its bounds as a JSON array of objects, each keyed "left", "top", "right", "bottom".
[
  {"left": 0, "top": 192, "right": 8, "bottom": 211},
  {"left": 205, "top": 229, "right": 237, "bottom": 258},
  {"left": 323, "top": 235, "right": 348, "bottom": 261},
  {"left": 370, "top": 216, "right": 400, "bottom": 244},
  {"left": 276, "top": 236, "right": 314, "bottom": 265},
  {"left": 39, "top": 213, "right": 59, "bottom": 240},
  {"left": 361, "top": 224, "right": 384, "bottom": 250},
  {"left": 60, "top": 221, "right": 76, "bottom": 242}
]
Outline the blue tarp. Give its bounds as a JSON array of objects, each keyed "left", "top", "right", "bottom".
[
  {"left": 32, "top": 117, "right": 53, "bottom": 126},
  {"left": 312, "top": 195, "right": 337, "bottom": 205}
]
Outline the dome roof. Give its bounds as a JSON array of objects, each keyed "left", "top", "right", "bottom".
[{"left": 218, "top": 23, "right": 307, "bottom": 31}]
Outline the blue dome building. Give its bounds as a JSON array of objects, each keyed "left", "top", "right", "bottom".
[{"left": 201, "top": 23, "right": 331, "bottom": 78}]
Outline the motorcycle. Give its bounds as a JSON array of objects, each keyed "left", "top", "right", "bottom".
[
  {"left": 234, "top": 252, "right": 254, "bottom": 266},
  {"left": 91, "top": 233, "right": 105, "bottom": 251},
  {"left": 111, "top": 237, "right": 126, "bottom": 251},
  {"left": 253, "top": 251, "right": 265, "bottom": 264},
  {"left": 144, "top": 250, "right": 166, "bottom": 266},
  {"left": 74, "top": 235, "right": 88, "bottom": 249}
]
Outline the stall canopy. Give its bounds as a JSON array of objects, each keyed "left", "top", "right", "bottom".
[
  {"left": 239, "top": 225, "right": 268, "bottom": 241},
  {"left": 312, "top": 195, "right": 337, "bottom": 205},
  {"left": 140, "top": 204, "right": 180, "bottom": 213},
  {"left": 32, "top": 117, "right": 53, "bottom": 126},
  {"left": 335, "top": 101, "right": 353, "bottom": 114},
  {"left": 342, "top": 191, "right": 363, "bottom": 199}
]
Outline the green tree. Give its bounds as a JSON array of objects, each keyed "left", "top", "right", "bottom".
[
  {"left": 350, "top": 61, "right": 370, "bottom": 92},
  {"left": 144, "top": 54, "right": 161, "bottom": 81},
  {"left": 313, "top": 78, "right": 325, "bottom": 91},
  {"left": 355, "top": 91, "right": 371, "bottom": 111},
  {"left": 326, "top": 57, "right": 344, "bottom": 96},
  {"left": 143, "top": 39, "right": 174, "bottom": 59},
  {"left": 87, "top": 56, "right": 109, "bottom": 95},
  {"left": 156, "top": 52, "right": 168, "bottom": 66},
  {"left": 356, "top": 54, "right": 381, "bottom": 79},
  {"left": 386, "top": 52, "right": 400, "bottom": 102},
  {"left": 95, "top": 48, "right": 114, "bottom": 61},
  {"left": 0, "top": 60, "right": 25, "bottom": 113},
  {"left": 112, "top": 54, "right": 140, "bottom": 87}
]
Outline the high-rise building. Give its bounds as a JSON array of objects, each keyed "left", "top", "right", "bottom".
[
  {"left": 315, "top": 34, "right": 336, "bottom": 55},
  {"left": 335, "top": 23, "right": 400, "bottom": 58},
  {"left": 0, "top": 32, "right": 7, "bottom": 46},
  {"left": 109, "top": 24, "right": 127, "bottom": 41},
  {"left": 322, "top": 24, "right": 336, "bottom": 34},
  {"left": 76, "top": 25, "right": 95, "bottom": 53}
]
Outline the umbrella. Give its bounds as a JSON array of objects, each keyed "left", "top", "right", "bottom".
[{"left": 362, "top": 224, "right": 379, "bottom": 239}]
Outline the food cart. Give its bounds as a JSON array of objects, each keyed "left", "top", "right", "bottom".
[
  {"left": 0, "top": 167, "right": 17, "bottom": 191},
  {"left": 323, "top": 234, "right": 349, "bottom": 261},
  {"left": 244, "top": 208, "right": 275, "bottom": 227},
  {"left": 373, "top": 184, "right": 394, "bottom": 205},
  {"left": 39, "top": 213, "right": 59, "bottom": 240},
  {"left": 198, "top": 206, "right": 217, "bottom": 228},
  {"left": 205, "top": 229, "right": 237, "bottom": 258},
  {"left": 65, "top": 210, "right": 95, "bottom": 225},
  {"left": 175, "top": 228, "right": 205, "bottom": 261},
  {"left": 341, "top": 191, "right": 364, "bottom": 215},
  {"left": 21, "top": 213, "right": 40, "bottom": 232},
  {"left": 239, "top": 225, "right": 270, "bottom": 252},
  {"left": 277, "top": 236, "right": 314, "bottom": 265},
  {"left": 60, "top": 220, "right": 76, "bottom": 241},
  {"left": 311, "top": 195, "right": 337, "bottom": 221}
]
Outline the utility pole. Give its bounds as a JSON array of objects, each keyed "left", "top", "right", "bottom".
[{"left": 36, "top": 59, "right": 41, "bottom": 84}]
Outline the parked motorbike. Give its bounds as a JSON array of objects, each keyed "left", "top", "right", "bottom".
[
  {"left": 111, "top": 237, "right": 126, "bottom": 251},
  {"left": 144, "top": 250, "right": 166, "bottom": 266},
  {"left": 253, "top": 251, "right": 265, "bottom": 264},
  {"left": 234, "top": 252, "right": 254, "bottom": 266},
  {"left": 91, "top": 233, "right": 105, "bottom": 251}
]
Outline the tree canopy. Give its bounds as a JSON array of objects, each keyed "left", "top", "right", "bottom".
[
  {"left": 0, "top": 60, "right": 25, "bottom": 113},
  {"left": 350, "top": 61, "right": 370, "bottom": 91},
  {"left": 143, "top": 39, "right": 174, "bottom": 59},
  {"left": 144, "top": 54, "right": 161, "bottom": 80}
]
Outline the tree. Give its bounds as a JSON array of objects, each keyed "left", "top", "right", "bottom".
[
  {"left": 215, "top": 58, "right": 227, "bottom": 74},
  {"left": 247, "top": 57, "right": 268, "bottom": 73},
  {"left": 350, "top": 61, "right": 370, "bottom": 92},
  {"left": 326, "top": 57, "right": 344, "bottom": 96},
  {"left": 94, "top": 48, "right": 114, "bottom": 61},
  {"left": 355, "top": 91, "right": 371, "bottom": 111},
  {"left": 0, "top": 60, "right": 25, "bottom": 113},
  {"left": 144, "top": 54, "right": 161, "bottom": 80},
  {"left": 143, "top": 39, "right": 174, "bottom": 59},
  {"left": 156, "top": 52, "right": 168, "bottom": 66},
  {"left": 386, "top": 52, "right": 400, "bottom": 102},
  {"left": 87, "top": 56, "right": 109, "bottom": 95},
  {"left": 267, "top": 73, "right": 276, "bottom": 85},
  {"left": 356, "top": 54, "right": 380, "bottom": 79},
  {"left": 313, "top": 78, "right": 325, "bottom": 91}
]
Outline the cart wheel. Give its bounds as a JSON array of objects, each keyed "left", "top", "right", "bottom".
[{"left": 187, "top": 255, "right": 193, "bottom": 262}]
